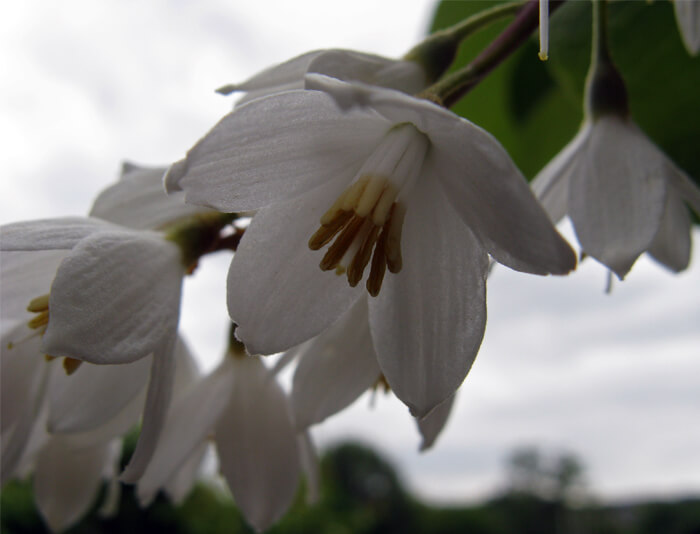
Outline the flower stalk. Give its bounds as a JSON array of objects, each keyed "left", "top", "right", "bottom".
[
  {"left": 404, "top": 1, "right": 526, "bottom": 83},
  {"left": 585, "top": 0, "right": 629, "bottom": 118},
  {"left": 424, "top": 0, "right": 565, "bottom": 108}
]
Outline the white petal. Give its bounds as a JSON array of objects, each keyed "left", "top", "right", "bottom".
[
  {"left": 215, "top": 357, "right": 300, "bottom": 532},
  {"left": 228, "top": 179, "right": 363, "bottom": 355},
  {"left": 667, "top": 162, "right": 700, "bottom": 216},
  {"left": 0, "top": 250, "right": 66, "bottom": 322},
  {"left": 0, "top": 217, "right": 112, "bottom": 251},
  {"left": 90, "top": 164, "right": 213, "bottom": 231},
  {"left": 674, "top": 0, "right": 700, "bottom": 55},
  {"left": 34, "top": 437, "right": 116, "bottom": 533},
  {"left": 297, "top": 431, "right": 320, "bottom": 504},
  {"left": 369, "top": 179, "right": 489, "bottom": 418},
  {"left": 417, "top": 393, "right": 455, "bottom": 452},
  {"left": 165, "top": 90, "right": 388, "bottom": 212},
  {"left": 531, "top": 122, "right": 593, "bottom": 223},
  {"left": 48, "top": 356, "right": 151, "bottom": 434},
  {"left": 42, "top": 230, "right": 183, "bottom": 364},
  {"left": 1, "top": 324, "right": 45, "bottom": 434},
  {"left": 569, "top": 117, "right": 667, "bottom": 278},
  {"left": 307, "top": 50, "right": 425, "bottom": 94},
  {"left": 163, "top": 442, "right": 206, "bottom": 505},
  {"left": 136, "top": 359, "right": 234, "bottom": 505},
  {"left": 120, "top": 337, "right": 177, "bottom": 483},
  {"left": 648, "top": 188, "right": 692, "bottom": 272},
  {"left": 0, "top": 354, "right": 49, "bottom": 485},
  {"left": 232, "top": 50, "right": 325, "bottom": 93},
  {"left": 429, "top": 124, "right": 576, "bottom": 275},
  {"left": 291, "top": 297, "right": 380, "bottom": 429}
]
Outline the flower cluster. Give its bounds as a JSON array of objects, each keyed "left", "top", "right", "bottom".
[{"left": 1, "top": 1, "right": 698, "bottom": 532}]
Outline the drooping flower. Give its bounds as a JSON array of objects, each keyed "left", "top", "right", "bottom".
[
  {"left": 532, "top": 116, "right": 700, "bottom": 278},
  {"left": 166, "top": 74, "right": 575, "bottom": 417},
  {"left": 0, "top": 163, "right": 223, "bottom": 482},
  {"left": 673, "top": 0, "right": 700, "bottom": 56},
  {"left": 136, "top": 345, "right": 313, "bottom": 532},
  {"left": 532, "top": 0, "right": 700, "bottom": 279}
]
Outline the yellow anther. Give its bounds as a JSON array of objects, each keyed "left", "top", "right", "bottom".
[
  {"left": 63, "top": 357, "right": 83, "bottom": 375},
  {"left": 310, "top": 176, "right": 407, "bottom": 296},
  {"left": 45, "top": 354, "right": 56, "bottom": 362},
  {"left": 27, "top": 294, "right": 50, "bottom": 313},
  {"left": 28, "top": 311, "right": 49, "bottom": 330}
]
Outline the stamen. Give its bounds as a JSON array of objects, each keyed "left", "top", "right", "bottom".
[
  {"left": 367, "top": 231, "right": 387, "bottom": 297},
  {"left": 63, "top": 357, "right": 83, "bottom": 375},
  {"left": 27, "top": 294, "right": 49, "bottom": 313},
  {"left": 309, "top": 123, "right": 429, "bottom": 296},
  {"left": 347, "top": 224, "right": 381, "bottom": 287},
  {"left": 28, "top": 311, "right": 49, "bottom": 330},
  {"left": 308, "top": 210, "right": 352, "bottom": 250},
  {"left": 385, "top": 203, "right": 406, "bottom": 273},
  {"left": 320, "top": 215, "right": 365, "bottom": 271}
]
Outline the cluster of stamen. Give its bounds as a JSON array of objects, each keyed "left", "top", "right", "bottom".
[
  {"left": 308, "top": 175, "right": 406, "bottom": 297},
  {"left": 15, "top": 293, "right": 82, "bottom": 375}
]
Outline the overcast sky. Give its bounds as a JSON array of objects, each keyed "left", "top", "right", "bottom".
[{"left": 1, "top": 0, "right": 699, "bottom": 505}]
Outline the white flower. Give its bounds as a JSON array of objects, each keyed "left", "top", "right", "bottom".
[
  {"left": 166, "top": 74, "right": 575, "bottom": 417},
  {"left": 215, "top": 48, "right": 426, "bottom": 106},
  {"left": 532, "top": 115, "right": 700, "bottom": 278},
  {"left": 289, "top": 296, "right": 454, "bottom": 451},
  {"left": 0, "top": 163, "right": 216, "bottom": 482},
  {"left": 136, "top": 351, "right": 311, "bottom": 532},
  {"left": 674, "top": 0, "right": 700, "bottom": 55}
]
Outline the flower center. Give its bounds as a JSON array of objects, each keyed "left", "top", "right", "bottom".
[{"left": 308, "top": 123, "right": 429, "bottom": 296}]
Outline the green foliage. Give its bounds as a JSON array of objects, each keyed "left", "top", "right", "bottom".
[
  {"left": 2, "top": 442, "right": 700, "bottom": 534},
  {"left": 429, "top": 0, "right": 700, "bottom": 187}
]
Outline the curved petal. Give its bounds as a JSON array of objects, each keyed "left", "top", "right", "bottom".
[
  {"left": 291, "top": 297, "right": 380, "bottom": 429},
  {"left": 297, "top": 431, "right": 320, "bottom": 504},
  {"left": 674, "top": 0, "right": 700, "bottom": 55},
  {"left": 90, "top": 164, "right": 213, "bottom": 231},
  {"left": 569, "top": 117, "right": 667, "bottom": 278},
  {"left": 666, "top": 162, "right": 700, "bottom": 216},
  {"left": 136, "top": 359, "right": 234, "bottom": 505},
  {"left": 647, "top": 188, "right": 692, "bottom": 272},
  {"left": 0, "top": 217, "right": 112, "bottom": 251},
  {"left": 308, "top": 50, "right": 425, "bottom": 94},
  {"left": 34, "top": 437, "right": 115, "bottom": 533},
  {"left": 165, "top": 90, "right": 388, "bottom": 211},
  {"left": 369, "top": 179, "right": 489, "bottom": 418},
  {"left": 228, "top": 178, "right": 363, "bottom": 355},
  {"left": 215, "top": 357, "right": 300, "bottom": 532},
  {"left": 230, "top": 50, "right": 325, "bottom": 93},
  {"left": 0, "top": 250, "right": 66, "bottom": 322},
  {"left": 0, "top": 354, "right": 49, "bottom": 485},
  {"left": 48, "top": 356, "right": 151, "bottom": 434},
  {"left": 120, "top": 336, "right": 177, "bottom": 483},
  {"left": 42, "top": 230, "right": 183, "bottom": 364},
  {"left": 163, "top": 442, "right": 206, "bottom": 505},
  {"left": 1, "top": 324, "right": 45, "bottom": 433},
  {"left": 429, "top": 124, "right": 576, "bottom": 276},
  {"left": 531, "top": 122, "right": 593, "bottom": 223},
  {"left": 416, "top": 393, "right": 455, "bottom": 452}
]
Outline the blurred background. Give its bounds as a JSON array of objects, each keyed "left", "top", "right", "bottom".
[{"left": 1, "top": 0, "right": 699, "bottom": 530}]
